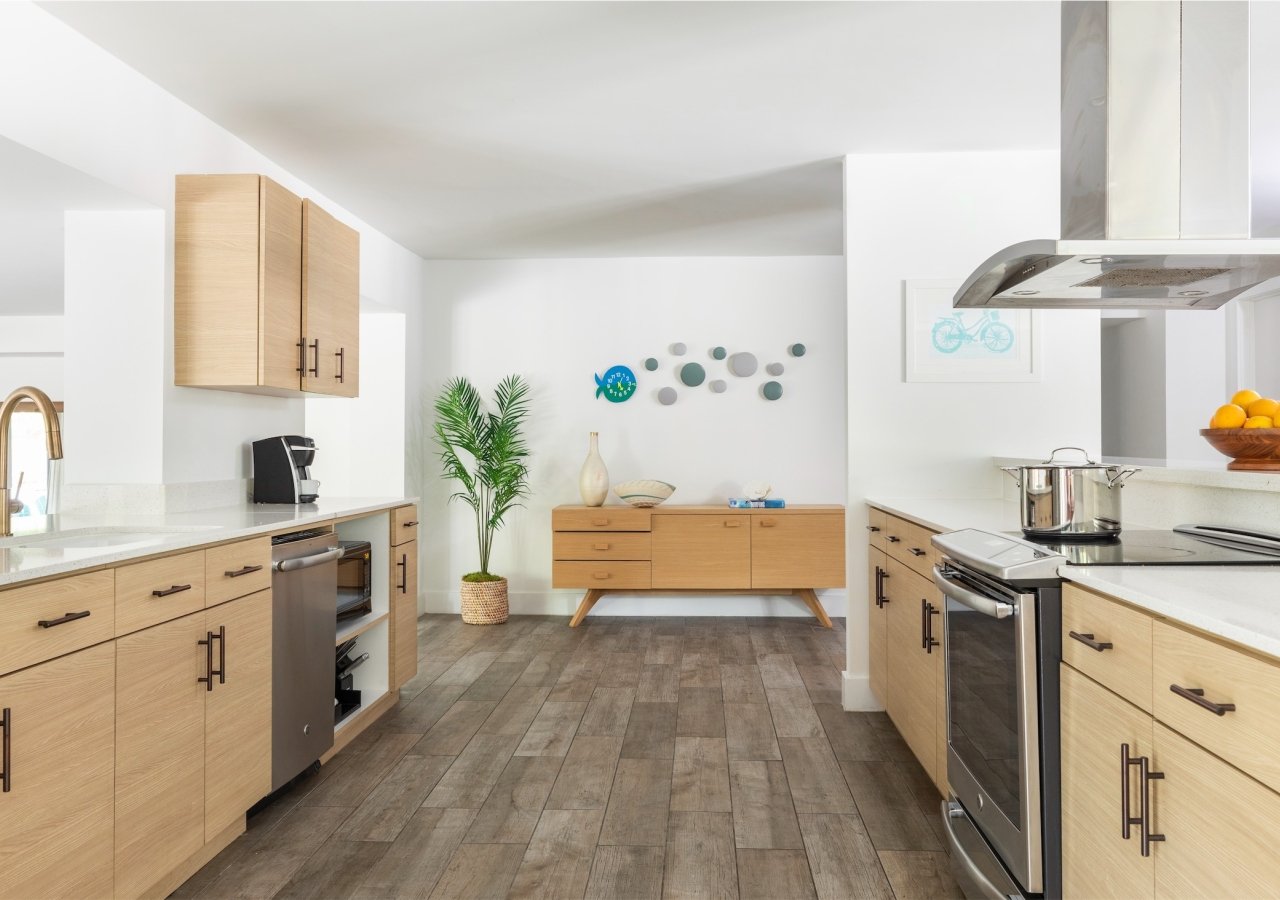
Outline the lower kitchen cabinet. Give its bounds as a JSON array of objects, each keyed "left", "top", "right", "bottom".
[
  {"left": 0, "top": 643, "right": 116, "bottom": 900},
  {"left": 868, "top": 547, "right": 888, "bottom": 704},
  {"left": 392, "top": 539, "right": 419, "bottom": 689},
  {"left": 885, "top": 557, "right": 944, "bottom": 787}
]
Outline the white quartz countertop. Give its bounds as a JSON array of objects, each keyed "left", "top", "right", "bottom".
[
  {"left": 864, "top": 497, "right": 1020, "bottom": 535},
  {"left": 0, "top": 497, "right": 414, "bottom": 587},
  {"left": 1062, "top": 565, "right": 1280, "bottom": 660}
]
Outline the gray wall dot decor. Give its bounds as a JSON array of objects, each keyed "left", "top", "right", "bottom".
[
  {"left": 709, "top": 380, "right": 726, "bottom": 393},
  {"left": 670, "top": 342, "right": 686, "bottom": 356},
  {"left": 762, "top": 381, "right": 783, "bottom": 401},
  {"left": 766, "top": 362, "right": 784, "bottom": 376},
  {"left": 728, "top": 352, "right": 758, "bottom": 377},
  {"left": 679, "top": 362, "right": 706, "bottom": 387},
  {"left": 644, "top": 357, "right": 659, "bottom": 371},
  {"left": 658, "top": 387, "right": 678, "bottom": 405}
]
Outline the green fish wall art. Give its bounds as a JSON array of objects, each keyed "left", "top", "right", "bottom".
[{"left": 594, "top": 365, "right": 637, "bottom": 402}]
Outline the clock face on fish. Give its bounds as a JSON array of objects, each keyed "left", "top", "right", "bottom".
[{"left": 594, "top": 365, "right": 637, "bottom": 403}]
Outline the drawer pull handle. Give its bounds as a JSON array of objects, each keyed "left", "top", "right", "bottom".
[
  {"left": 1120, "top": 743, "right": 1165, "bottom": 855},
  {"left": 908, "top": 548, "right": 926, "bottom": 557},
  {"left": 591, "top": 518, "right": 609, "bottom": 526},
  {"left": 335, "top": 346, "right": 346, "bottom": 383},
  {"left": 0, "top": 706, "right": 9, "bottom": 793},
  {"left": 403, "top": 520, "right": 419, "bottom": 528},
  {"left": 592, "top": 572, "right": 611, "bottom": 580},
  {"left": 1170, "top": 684, "right": 1236, "bottom": 716},
  {"left": 594, "top": 543, "right": 610, "bottom": 551},
  {"left": 866, "top": 525, "right": 881, "bottom": 532},
  {"left": 759, "top": 520, "right": 776, "bottom": 528},
  {"left": 397, "top": 554, "right": 408, "bottom": 593},
  {"left": 887, "top": 535, "right": 901, "bottom": 543},
  {"left": 37, "top": 610, "right": 90, "bottom": 628},
  {"left": 225, "top": 565, "right": 263, "bottom": 578},
  {"left": 724, "top": 521, "right": 743, "bottom": 528},
  {"left": 198, "top": 626, "right": 226, "bottom": 691},
  {"left": 1069, "top": 630, "right": 1113, "bottom": 652},
  {"left": 152, "top": 584, "right": 193, "bottom": 597}
]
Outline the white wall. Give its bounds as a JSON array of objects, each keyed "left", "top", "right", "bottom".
[
  {"left": 420, "top": 256, "right": 847, "bottom": 618},
  {"left": 0, "top": 1, "right": 425, "bottom": 492},
  {"left": 0, "top": 316, "right": 63, "bottom": 398},
  {"left": 844, "top": 151, "right": 1102, "bottom": 709},
  {"left": 1101, "top": 314, "right": 1167, "bottom": 459}
]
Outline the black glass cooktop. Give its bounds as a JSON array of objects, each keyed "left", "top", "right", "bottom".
[{"left": 1012, "top": 525, "right": 1280, "bottom": 566}]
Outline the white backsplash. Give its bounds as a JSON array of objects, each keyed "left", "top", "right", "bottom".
[{"left": 60, "top": 479, "right": 251, "bottom": 516}]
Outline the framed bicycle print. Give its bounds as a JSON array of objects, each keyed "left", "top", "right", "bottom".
[{"left": 903, "top": 279, "right": 1040, "bottom": 382}]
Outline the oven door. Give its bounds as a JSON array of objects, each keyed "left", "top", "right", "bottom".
[{"left": 934, "top": 562, "right": 1041, "bottom": 895}]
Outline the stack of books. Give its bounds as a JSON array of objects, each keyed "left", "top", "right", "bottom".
[{"left": 727, "top": 497, "right": 786, "bottom": 508}]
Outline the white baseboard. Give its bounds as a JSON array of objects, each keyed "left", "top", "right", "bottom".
[
  {"left": 842, "top": 671, "right": 883, "bottom": 712},
  {"left": 423, "top": 589, "right": 847, "bottom": 620}
]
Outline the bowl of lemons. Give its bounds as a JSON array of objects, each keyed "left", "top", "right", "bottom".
[{"left": 1201, "top": 389, "right": 1280, "bottom": 470}]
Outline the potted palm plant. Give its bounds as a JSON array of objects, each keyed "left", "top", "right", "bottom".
[{"left": 433, "top": 374, "right": 532, "bottom": 624}]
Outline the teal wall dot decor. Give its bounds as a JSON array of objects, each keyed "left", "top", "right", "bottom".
[
  {"left": 711, "top": 346, "right": 727, "bottom": 360},
  {"left": 761, "top": 381, "right": 783, "bottom": 401},
  {"left": 766, "top": 362, "right": 784, "bottom": 376},
  {"left": 789, "top": 343, "right": 807, "bottom": 357},
  {"left": 644, "top": 357, "right": 659, "bottom": 371},
  {"left": 658, "top": 387, "right": 678, "bottom": 405},
  {"left": 671, "top": 342, "right": 687, "bottom": 356},
  {"left": 709, "top": 380, "right": 726, "bottom": 393},
  {"left": 728, "top": 352, "right": 758, "bottom": 377},
  {"left": 679, "top": 362, "right": 706, "bottom": 387}
]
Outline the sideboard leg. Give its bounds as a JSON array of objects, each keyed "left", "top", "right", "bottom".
[
  {"left": 798, "top": 588, "right": 834, "bottom": 628},
  {"left": 569, "top": 589, "right": 604, "bottom": 627}
]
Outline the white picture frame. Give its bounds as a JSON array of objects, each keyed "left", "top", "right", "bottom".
[{"left": 903, "top": 279, "right": 1040, "bottom": 382}]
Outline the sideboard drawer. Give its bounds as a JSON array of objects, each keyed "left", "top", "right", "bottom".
[
  {"left": 1062, "top": 583, "right": 1153, "bottom": 712},
  {"left": 0, "top": 570, "right": 116, "bottom": 675},
  {"left": 552, "top": 560, "right": 651, "bottom": 589},
  {"left": 392, "top": 504, "right": 419, "bottom": 546},
  {"left": 553, "top": 531, "right": 651, "bottom": 561},
  {"left": 205, "top": 537, "right": 271, "bottom": 607},
  {"left": 116, "top": 550, "right": 207, "bottom": 635},
  {"left": 553, "top": 508, "right": 652, "bottom": 532}
]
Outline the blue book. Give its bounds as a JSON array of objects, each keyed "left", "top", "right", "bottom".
[{"left": 727, "top": 498, "right": 786, "bottom": 508}]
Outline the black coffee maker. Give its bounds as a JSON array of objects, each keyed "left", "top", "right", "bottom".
[{"left": 252, "top": 435, "right": 320, "bottom": 503}]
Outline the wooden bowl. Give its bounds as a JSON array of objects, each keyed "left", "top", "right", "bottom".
[{"left": 1200, "top": 428, "right": 1280, "bottom": 470}]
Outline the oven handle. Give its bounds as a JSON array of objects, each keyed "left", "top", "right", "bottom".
[{"left": 932, "top": 566, "right": 1014, "bottom": 620}]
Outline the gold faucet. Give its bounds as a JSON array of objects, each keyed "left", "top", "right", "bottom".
[{"left": 0, "top": 386, "right": 63, "bottom": 538}]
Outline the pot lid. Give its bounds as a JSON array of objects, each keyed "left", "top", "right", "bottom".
[{"left": 1024, "top": 447, "right": 1115, "bottom": 469}]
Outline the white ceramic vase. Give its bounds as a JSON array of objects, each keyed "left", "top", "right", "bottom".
[{"left": 579, "top": 432, "right": 609, "bottom": 507}]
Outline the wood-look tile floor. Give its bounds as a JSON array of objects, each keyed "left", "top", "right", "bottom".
[{"left": 176, "top": 615, "right": 963, "bottom": 900}]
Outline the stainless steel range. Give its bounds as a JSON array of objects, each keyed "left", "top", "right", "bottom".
[{"left": 932, "top": 525, "right": 1280, "bottom": 900}]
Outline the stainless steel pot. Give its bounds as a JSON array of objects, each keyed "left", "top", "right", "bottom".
[{"left": 1001, "top": 447, "right": 1140, "bottom": 539}]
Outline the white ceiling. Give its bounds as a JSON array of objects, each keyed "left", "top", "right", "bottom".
[{"left": 41, "top": 1, "right": 1060, "bottom": 259}]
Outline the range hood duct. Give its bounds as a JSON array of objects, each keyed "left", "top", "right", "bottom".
[{"left": 956, "top": 1, "right": 1280, "bottom": 310}]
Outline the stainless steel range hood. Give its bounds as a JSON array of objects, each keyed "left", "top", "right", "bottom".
[{"left": 956, "top": 1, "right": 1280, "bottom": 310}]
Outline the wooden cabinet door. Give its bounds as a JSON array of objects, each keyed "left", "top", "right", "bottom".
[
  {"left": 1152, "top": 723, "right": 1280, "bottom": 898},
  {"left": 1060, "top": 664, "right": 1155, "bottom": 900},
  {"left": 259, "top": 176, "right": 304, "bottom": 391},
  {"left": 302, "top": 199, "right": 359, "bottom": 397},
  {"left": 392, "top": 540, "right": 419, "bottom": 689},
  {"left": 0, "top": 643, "right": 115, "bottom": 900},
  {"left": 750, "top": 514, "right": 845, "bottom": 588},
  {"left": 868, "top": 547, "right": 889, "bottom": 707},
  {"left": 885, "top": 559, "right": 936, "bottom": 777},
  {"left": 204, "top": 590, "right": 272, "bottom": 839},
  {"left": 115, "top": 612, "right": 207, "bottom": 899},
  {"left": 651, "top": 515, "right": 750, "bottom": 589}
]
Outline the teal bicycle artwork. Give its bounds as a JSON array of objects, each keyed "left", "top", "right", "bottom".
[{"left": 930, "top": 310, "right": 1014, "bottom": 355}]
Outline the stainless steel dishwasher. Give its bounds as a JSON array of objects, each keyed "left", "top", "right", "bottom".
[{"left": 271, "top": 528, "right": 340, "bottom": 790}]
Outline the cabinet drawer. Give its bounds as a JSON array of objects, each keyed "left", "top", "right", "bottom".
[
  {"left": 552, "top": 561, "right": 651, "bottom": 589},
  {"left": 553, "top": 507, "right": 652, "bottom": 532},
  {"left": 1062, "top": 583, "right": 1153, "bottom": 712},
  {"left": 903, "top": 522, "right": 936, "bottom": 580},
  {"left": 116, "top": 550, "right": 207, "bottom": 636},
  {"left": 1153, "top": 620, "right": 1280, "bottom": 794},
  {"left": 554, "top": 531, "right": 651, "bottom": 561},
  {"left": 866, "top": 506, "right": 888, "bottom": 552},
  {"left": 0, "top": 571, "right": 115, "bottom": 675},
  {"left": 205, "top": 537, "right": 271, "bottom": 607},
  {"left": 392, "top": 504, "right": 419, "bottom": 546},
  {"left": 883, "top": 514, "right": 912, "bottom": 563}
]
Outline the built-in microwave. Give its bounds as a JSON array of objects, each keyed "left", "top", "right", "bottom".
[{"left": 336, "top": 540, "right": 372, "bottom": 620}]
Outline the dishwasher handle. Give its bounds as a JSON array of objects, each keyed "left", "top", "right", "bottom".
[
  {"left": 932, "top": 566, "right": 1014, "bottom": 620},
  {"left": 274, "top": 547, "right": 342, "bottom": 572}
]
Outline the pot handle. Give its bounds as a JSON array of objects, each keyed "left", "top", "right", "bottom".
[
  {"left": 1107, "top": 467, "right": 1142, "bottom": 488},
  {"left": 1046, "top": 446, "right": 1096, "bottom": 465},
  {"left": 1000, "top": 466, "right": 1022, "bottom": 489}
]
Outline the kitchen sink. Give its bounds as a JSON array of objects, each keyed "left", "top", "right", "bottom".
[{"left": 0, "top": 526, "right": 220, "bottom": 550}]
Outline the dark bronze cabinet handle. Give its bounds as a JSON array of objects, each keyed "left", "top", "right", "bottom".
[
  {"left": 1139, "top": 755, "right": 1165, "bottom": 856},
  {"left": 403, "top": 520, "right": 419, "bottom": 528},
  {"left": 397, "top": 554, "right": 408, "bottom": 593},
  {"left": 876, "top": 568, "right": 890, "bottom": 608},
  {"left": 1121, "top": 743, "right": 1135, "bottom": 840},
  {"left": 866, "top": 525, "right": 881, "bottom": 533},
  {"left": 1170, "top": 684, "right": 1236, "bottom": 716},
  {"left": 198, "top": 631, "right": 214, "bottom": 691},
  {"left": 214, "top": 625, "right": 226, "bottom": 685},
  {"left": 296, "top": 339, "right": 306, "bottom": 374},
  {"left": 224, "top": 565, "right": 263, "bottom": 578},
  {"left": 1120, "top": 742, "right": 1165, "bottom": 855},
  {"left": 909, "top": 548, "right": 927, "bottom": 557},
  {"left": 887, "top": 535, "right": 901, "bottom": 543},
  {"left": 1069, "top": 630, "right": 1114, "bottom": 652},
  {"left": 335, "top": 347, "right": 345, "bottom": 382},
  {"left": 308, "top": 339, "right": 320, "bottom": 377},
  {"left": 1, "top": 706, "right": 9, "bottom": 793},
  {"left": 37, "top": 610, "right": 90, "bottom": 628},
  {"left": 152, "top": 584, "right": 193, "bottom": 597},
  {"left": 198, "top": 626, "right": 225, "bottom": 690},
  {"left": 923, "top": 600, "right": 940, "bottom": 653}
]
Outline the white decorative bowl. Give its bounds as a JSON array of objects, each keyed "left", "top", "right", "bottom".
[{"left": 613, "top": 480, "right": 676, "bottom": 508}]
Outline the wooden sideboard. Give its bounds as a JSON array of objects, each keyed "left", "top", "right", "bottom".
[{"left": 551, "top": 504, "right": 845, "bottom": 627}]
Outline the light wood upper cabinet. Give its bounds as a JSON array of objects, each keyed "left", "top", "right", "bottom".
[
  {"left": 392, "top": 540, "right": 419, "bottom": 690},
  {"left": 0, "top": 643, "right": 116, "bottom": 900},
  {"left": 652, "top": 515, "right": 750, "bottom": 589},
  {"left": 204, "top": 590, "right": 272, "bottom": 840},
  {"left": 868, "top": 546, "right": 888, "bottom": 707},
  {"left": 175, "top": 174, "right": 358, "bottom": 397},
  {"left": 750, "top": 513, "right": 845, "bottom": 589},
  {"left": 114, "top": 613, "right": 207, "bottom": 900},
  {"left": 302, "top": 199, "right": 360, "bottom": 398}
]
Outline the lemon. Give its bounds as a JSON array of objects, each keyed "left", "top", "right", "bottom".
[
  {"left": 1248, "top": 398, "right": 1280, "bottom": 419},
  {"left": 1245, "top": 416, "right": 1274, "bottom": 429},
  {"left": 1232, "top": 389, "right": 1262, "bottom": 408},
  {"left": 1211, "top": 404, "right": 1248, "bottom": 428}
]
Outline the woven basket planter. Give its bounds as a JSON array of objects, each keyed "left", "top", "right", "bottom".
[{"left": 460, "top": 577, "right": 509, "bottom": 625}]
